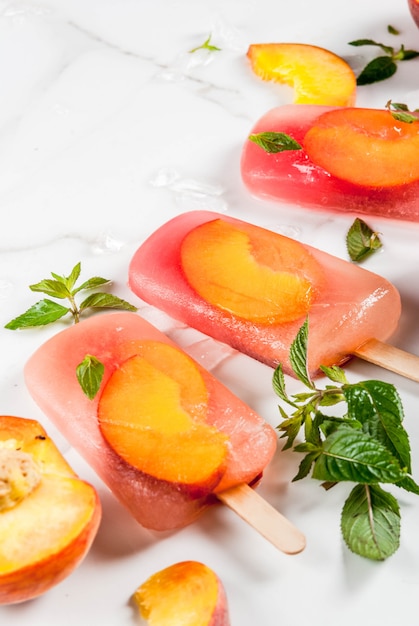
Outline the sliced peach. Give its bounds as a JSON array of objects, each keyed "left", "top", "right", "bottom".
[
  {"left": 134, "top": 560, "right": 230, "bottom": 626},
  {"left": 180, "top": 218, "right": 324, "bottom": 324},
  {"left": 0, "top": 415, "right": 101, "bottom": 605},
  {"left": 247, "top": 43, "right": 356, "bottom": 106},
  {"left": 303, "top": 107, "right": 419, "bottom": 187},
  {"left": 97, "top": 341, "right": 229, "bottom": 495}
]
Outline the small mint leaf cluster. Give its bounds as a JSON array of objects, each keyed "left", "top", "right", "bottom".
[
  {"left": 273, "top": 319, "right": 419, "bottom": 560},
  {"left": 5, "top": 262, "right": 137, "bottom": 329}
]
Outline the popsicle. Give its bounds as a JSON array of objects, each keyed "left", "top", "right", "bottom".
[
  {"left": 128, "top": 210, "right": 419, "bottom": 382},
  {"left": 240, "top": 104, "right": 419, "bottom": 221},
  {"left": 24, "top": 312, "right": 304, "bottom": 553}
]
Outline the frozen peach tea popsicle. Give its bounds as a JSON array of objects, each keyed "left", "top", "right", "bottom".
[
  {"left": 24, "top": 312, "right": 300, "bottom": 551},
  {"left": 241, "top": 104, "right": 419, "bottom": 221},
  {"left": 128, "top": 210, "right": 406, "bottom": 379}
]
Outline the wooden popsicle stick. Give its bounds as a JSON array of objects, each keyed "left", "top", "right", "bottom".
[
  {"left": 217, "top": 483, "right": 306, "bottom": 555},
  {"left": 353, "top": 339, "right": 419, "bottom": 383}
]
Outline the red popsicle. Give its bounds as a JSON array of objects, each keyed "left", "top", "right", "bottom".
[
  {"left": 241, "top": 104, "right": 419, "bottom": 221},
  {"left": 127, "top": 210, "right": 419, "bottom": 381}
]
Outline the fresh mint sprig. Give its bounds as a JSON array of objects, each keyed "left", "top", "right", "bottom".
[
  {"left": 348, "top": 29, "right": 419, "bottom": 85},
  {"left": 386, "top": 99, "right": 419, "bottom": 123},
  {"left": 273, "top": 319, "right": 419, "bottom": 560},
  {"left": 5, "top": 262, "right": 137, "bottom": 329}
]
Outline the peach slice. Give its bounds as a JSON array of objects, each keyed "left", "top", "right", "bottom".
[
  {"left": 98, "top": 341, "right": 229, "bottom": 494},
  {"left": 247, "top": 43, "right": 356, "bottom": 106},
  {"left": 134, "top": 561, "right": 230, "bottom": 626},
  {"left": 0, "top": 415, "right": 101, "bottom": 605},
  {"left": 180, "top": 218, "right": 324, "bottom": 324},
  {"left": 303, "top": 107, "right": 419, "bottom": 187}
]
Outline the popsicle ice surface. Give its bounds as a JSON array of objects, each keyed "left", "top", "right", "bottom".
[
  {"left": 241, "top": 104, "right": 419, "bottom": 221},
  {"left": 24, "top": 312, "right": 277, "bottom": 531},
  {"left": 128, "top": 211, "right": 401, "bottom": 377}
]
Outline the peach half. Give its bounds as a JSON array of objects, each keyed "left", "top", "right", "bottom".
[
  {"left": 0, "top": 415, "right": 101, "bottom": 604},
  {"left": 180, "top": 218, "right": 324, "bottom": 324},
  {"left": 247, "top": 42, "right": 356, "bottom": 106},
  {"left": 134, "top": 560, "right": 230, "bottom": 626}
]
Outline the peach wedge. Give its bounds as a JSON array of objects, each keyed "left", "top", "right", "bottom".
[
  {"left": 134, "top": 561, "right": 230, "bottom": 626},
  {"left": 247, "top": 43, "right": 356, "bottom": 106},
  {"left": 0, "top": 415, "right": 101, "bottom": 604}
]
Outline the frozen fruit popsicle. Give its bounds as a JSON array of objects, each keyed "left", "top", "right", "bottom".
[
  {"left": 241, "top": 104, "right": 419, "bottom": 221},
  {"left": 24, "top": 312, "right": 303, "bottom": 553},
  {"left": 127, "top": 210, "right": 419, "bottom": 381}
]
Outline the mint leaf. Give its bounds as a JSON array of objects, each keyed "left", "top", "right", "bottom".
[
  {"left": 30, "top": 279, "right": 73, "bottom": 299},
  {"left": 4, "top": 299, "right": 69, "bottom": 329},
  {"left": 79, "top": 292, "right": 137, "bottom": 313},
  {"left": 289, "top": 318, "right": 313, "bottom": 388},
  {"left": 76, "top": 354, "right": 105, "bottom": 400},
  {"left": 341, "top": 484, "right": 400, "bottom": 560},
  {"left": 356, "top": 56, "right": 397, "bottom": 85},
  {"left": 344, "top": 380, "right": 411, "bottom": 472},
  {"left": 346, "top": 218, "right": 382, "bottom": 263},
  {"left": 312, "top": 425, "right": 407, "bottom": 484},
  {"left": 248, "top": 132, "right": 302, "bottom": 153}
]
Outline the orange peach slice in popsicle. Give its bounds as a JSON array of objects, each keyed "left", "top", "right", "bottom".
[
  {"left": 181, "top": 218, "right": 323, "bottom": 324},
  {"left": 247, "top": 43, "right": 356, "bottom": 106},
  {"left": 98, "top": 341, "right": 229, "bottom": 496},
  {"left": 303, "top": 107, "right": 419, "bottom": 187},
  {"left": 134, "top": 561, "right": 230, "bottom": 626}
]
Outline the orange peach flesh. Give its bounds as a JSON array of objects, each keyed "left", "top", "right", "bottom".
[
  {"left": 0, "top": 416, "right": 101, "bottom": 605},
  {"left": 180, "top": 218, "right": 324, "bottom": 324},
  {"left": 304, "top": 108, "right": 419, "bottom": 187},
  {"left": 134, "top": 561, "right": 223, "bottom": 625},
  {"left": 247, "top": 42, "right": 356, "bottom": 106},
  {"left": 97, "top": 342, "right": 229, "bottom": 489}
]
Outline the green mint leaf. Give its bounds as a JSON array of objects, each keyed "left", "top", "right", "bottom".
[
  {"left": 76, "top": 354, "right": 105, "bottom": 400},
  {"left": 248, "top": 132, "right": 302, "bottom": 154},
  {"left": 312, "top": 425, "right": 407, "bottom": 484},
  {"left": 73, "top": 276, "right": 112, "bottom": 294},
  {"left": 319, "top": 365, "right": 349, "bottom": 385},
  {"left": 341, "top": 484, "right": 400, "bottom": 560},
  {"left": 348, "top": 39, "right": 394, "bottom": 54},
  {"left": 346, "top": 218, "right": 382, "bottom": 262},
  {"left": 50, "top": 262, "right": 81, "bottom": 291},
  {"left": 386, "top": 101, "right": 419, "bottom": 123},
  {"left": 189, "top": 34, "right": 221, "bottom": 53},
  {"left": 397, "top": 475, "right": 419, "bottom": 495},
  {"left": 289, "top": 318, "right": 313, "bottom": 388},
  {"left": 29, "top": 278, "right": 73, "bottom": 299},
  {"left": 343, "top": 380, "right": 411, "bottom": 472},
  {"left": 272, "top": 364, "right": 292, "bottom": 404},
  {"left": 387, "top": 25, "right": 400, "bottom": 35},
  {"left": 293, "top": 449, "right": 321, "bottom": 481},
  {"left": 277, "top": 415, "right": 304, "bottom": 450},
  {"left": 78, "top": 292, "right": 137, "bottom": 313},
  {"left": 356, "top": 56, "right": 397, "bottom": 85},
  {"left": 396, "top": 48, "right": 419, "bottom": 61},
  {"left": 5, "top": 299, "right": 69, "bottom": 329}
]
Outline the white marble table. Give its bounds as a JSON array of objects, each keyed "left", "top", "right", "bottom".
[{"left": 1, "top": 0, "right": 419, "bottom": 624}]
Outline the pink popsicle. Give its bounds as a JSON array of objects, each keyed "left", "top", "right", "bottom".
[
  {"left": 240, "top": 104, "right": 419, "bottom": 221},
  {"left": 128, "top": 210, "right": 408, "bottom": 379},
  {"left": 24, "top": 312, "right": 277, "bottom": 533}
]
